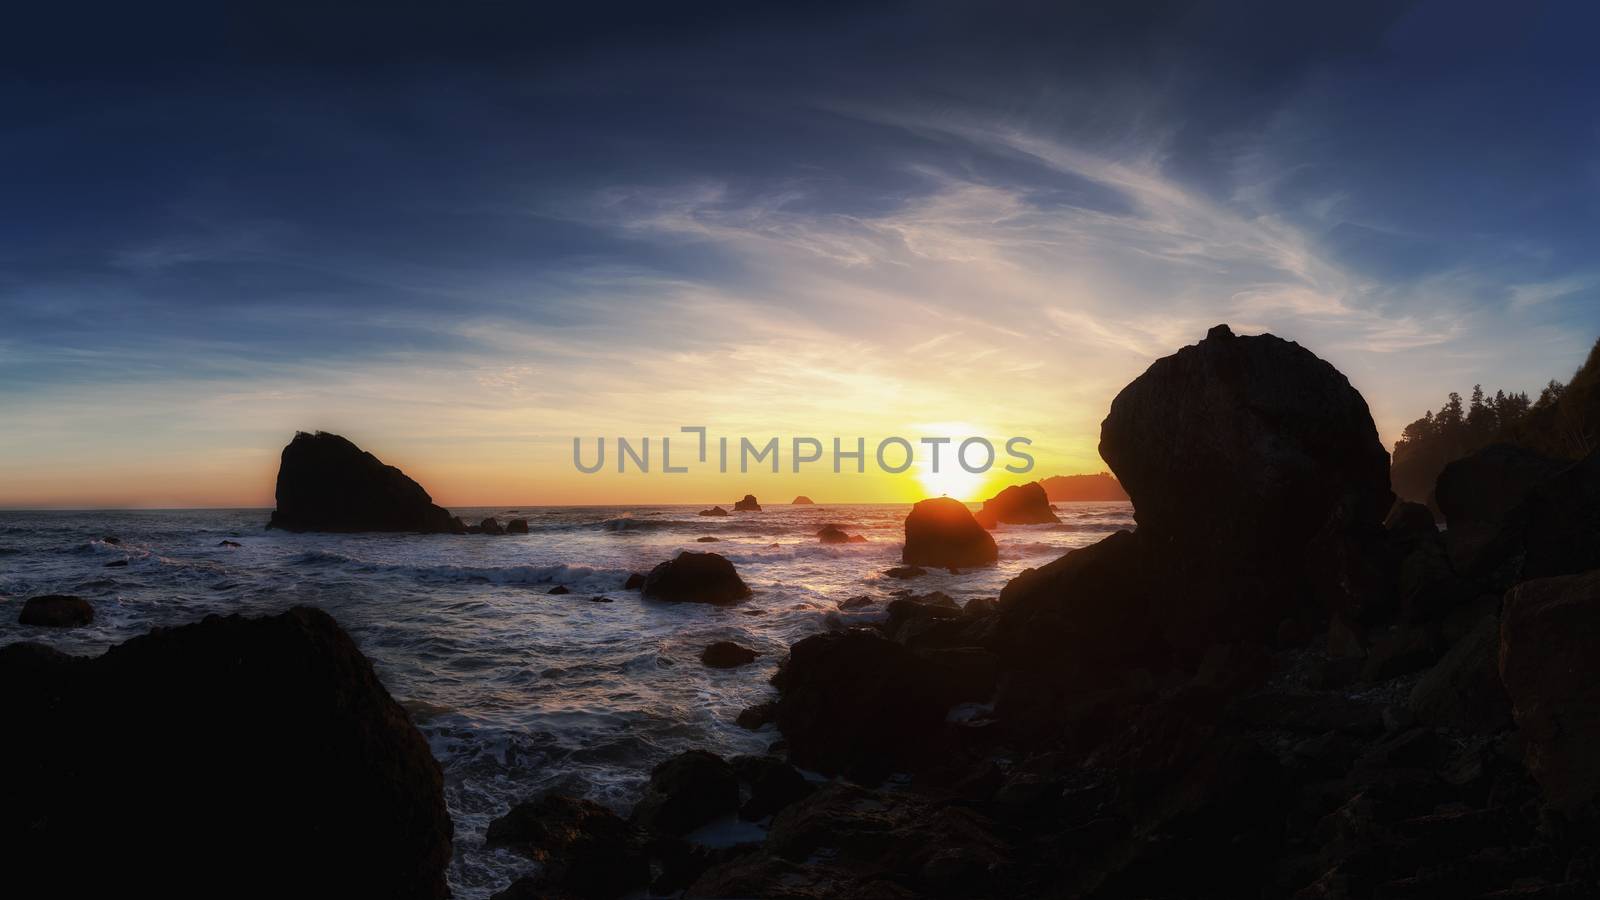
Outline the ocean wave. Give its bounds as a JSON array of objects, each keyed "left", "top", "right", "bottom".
[{"left": 289, "top": 549, "right": 630, "bottom": 589}]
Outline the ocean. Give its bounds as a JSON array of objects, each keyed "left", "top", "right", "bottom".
[{"left": 0, "top": 501, "right": 1132, "bottom": 897}]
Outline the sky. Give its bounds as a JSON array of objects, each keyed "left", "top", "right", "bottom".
[{"left": 2, "top": 0, "right": 1598, "bottom": 507}]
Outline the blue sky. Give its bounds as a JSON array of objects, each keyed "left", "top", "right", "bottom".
[{"left": 2, "top": 1, "right": 1597, "bottom": 506}]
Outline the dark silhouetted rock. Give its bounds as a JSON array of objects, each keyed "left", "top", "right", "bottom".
[
  {"left": 1409, "top": 613, "right": 1511, "bottom": 734},
  {"left": 838, "top": 595, "right": 874, "bottom": 610},
  {"left": 701, "top": 641, "right": 760, "bottom": 668},
  {"left": 505, "top": 518, "right": 529, "bottom": 534},
  {"left": 1384, "top": 501, "right": 1437, "bottom": 541},
  {"left": 883, "top": 565, "right": 926, "bottom": 579},
  {"left": 18, "top": 594, "right": 93, "bottom": 628},
  {"left": 479, "top": 517, "right": 505, "bottom": 535},
  {"left": 696, "top": 535, "right": 720, "bottom": 542},
  {"left": 1472, "top": 450, "right": 1600, "bottom": 587},
  {"left": 698, "top": 506, "right": 729, "bottom": 517},
  {"left": 104, "top": 559, "right": 127, "bottom": 568},
  {"left": 631, "top": 750, "right": 739, "bottom": 835},
  {"left": 817, "top": 524, "right": 861, "bottom": 544},
  {"left": 734, "top": 494, "right": 762, "bottom": 512},
  {"left": 266, "top": 431, "right": 460, "bottom": 533},
  {"left": 643, "top": 552, "right": 751, "bottom": 605},
  {"left": 102, "top": 535, "right": 121, "bottom": 545},
  {"left": 484, "top": 793, "right": 648, "bottom": 900},
  {"left": 1039, "top": 472, "right": 1129, "bottom": 502},
  {"left": 1098, "top": 324, "right": 1393, "bottom": 633},
  {"left": 771, "top": 629, "right": 953, "bottom": 782},
  {"left": 793, "top": 496, "right": 814, "bottom": 505},
  {"left": 218, "top": 539, "right": 243, "bottom": 548},
  {"left": 549, "top": 585, "right": 570, "bottom": 595},
  {"left": 0, "top": 606, "right": 452, "bottom": 897},
  {"left": 736, "top": 701, "right": 777, "bottom": 731},
  {"left": 972, "top": 482, "right": 1059, "bottom": 529},
  {"left": 901, "top": 498, "right": 997, "bottom": 568},
  {"left": 732, "top": 754, "right": 814, "bottom": 820},
  {"left": 623, "top": 572, "right": 645, "bottom": 590},
  {"left": 1436, "top": 443, "right": 1566, "bottom": 534},
  {"left": 1499, "top": 570, "right": 1600, "bottom": 813}
]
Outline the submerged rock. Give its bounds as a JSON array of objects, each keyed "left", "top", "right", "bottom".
[
  {"left": 901, "top": 498, "right": 997, "bottom": 568},
  {"left": 696, "top": 535, "right": 721, "bottom": 542},
  {"left": 266, "top": 431, "right": 460, "bottom": 533},
  {"left": 485, "top": 793, "right": 648, "bottom": 899},
  {"left": 734, "top": 494, "right": 762, "bottom": 512},
  {"left": 0, "top": 606, "right": 452, "bottom": 897},
  {"left": 817, "top": 524, "right": 863, "bottom": 544},
  {"left": 643, "top": 551, "right": 752, "bottom": 605},
  {"left": 17, "top": 594, "right": 93, "bottom": 628},
  {"left": 623, "top": 572, "right": 646, "bottom": 590},
  {"left": 883, "top": 565, "right": 926, "bottom": 579},
  {"left": 701, "top": 641, "right": 760, "bottom": 668},
  {"left": 973, "top": 482, "right": 1059, "bottom": 528}
]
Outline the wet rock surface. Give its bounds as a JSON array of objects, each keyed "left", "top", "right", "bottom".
[
  {"left": 901, "top": 497, "right": 998, "bottom": 568},
  {"left": 642, "top": 551, "right": 752, "bottom": 605}
]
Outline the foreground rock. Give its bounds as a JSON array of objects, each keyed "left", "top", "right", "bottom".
[
  {"left": 733, "top": 494, "right": 762, "bottom": 511},
  {"left": 901, "top": 497, "right": 997, "bottom": 568},
  {"left": 643, "top": 551, "right": 752, "bottom": 605},
  {"left": 701, "top": 641, "right": 760, "bottom": 668},
  {"left": 0, "top": 606, "right": 452, "bottom": 897},
  {"left": 18, "top": 594, "right": 93, "bottom": 627},
  {"left": 973, "top": 482, "right": 1059, "bottom": 528},
  {"left": 1499, "top": 569, "right": 1600, "bottom": 812},
  {"left": 486, "top": 794, "right": 648, "bottom": 899},
  {"left": 632, "top": 750, "right": 739, "bottom": 835},
  {"left": 266, "top": 431, "right": 461, "bottom": 533}
]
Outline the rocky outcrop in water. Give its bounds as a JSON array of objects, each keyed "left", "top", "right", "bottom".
[
  {"left": 701, "top": 641, "right": 760, "bottom": 668},
  {"left": 266, "top": 431, "right": 461, "bottom": 533},
  {"left": 505, "top": 517, "right": 529, "bottom": 534},
  {"left": 486, "top": 794, "right": 649, "bottom": 900},
  {"left": 973, "top": 482, "right": 1059, "bottom": 528},
  {"left": 642, "top": 551, "right": 751, "bottom": 605},
  {"left": 733, "top": 494, "right": 762, "bottom": 512},
  {"left": 0, "top": 606, "right": 452, "bottom": 897},
  {"left": 792, "top": 495, "right": 814, "bottom": 504},
  {"left": 697, "top": 505, "right": 729, "bottom": 517},
  {"left": 17, "top": 594, "right": 93, "bottom": 627},
  {"left": 901, "top": 497, "right": 997, "bottom": 568}
]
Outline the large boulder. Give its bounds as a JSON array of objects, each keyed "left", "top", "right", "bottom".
[
  {"left": 631, "top": 750, "right": 740, "bottom": 835},
  {"left": 734, "top": 494, "right": 762, "bottom": 512},
  {"left": 1098, "top": 324, "right": 1392, "bottom": 629},
  {"left": 1472, "top": 450, "right": 1600, "bottom": 588},
  {"left": 901, "top": 498, "right": 998, "bottom": 568},
  {"left": 485, "top": 794, "right": 648, "bottom": 899},
  {"left": 771, "top": 630, "right": 955, "bottom": 782},
  {"left": 0, "top": 606, "right": 452, "bottom": 897},
  {"left": 1408, "top": 613, "right": 1511, "bottom": 734},
  {"left": 1436, "top": 443, "right": 1566, "bottom": 533},
  {"left": 1499, "top": 570, "right": 1600, "bottom": 813},
  {"left": 972, "top": 482, "right": 1059, "bottom": 529},
  {"left": 642, "top": 551, "right": 752, "bottom": 605},
  {"left": 18, "top": 594, "right": 94, "bottom": 628},
  {"left": 266, "top": 431, "right": 460, "bottom": 533}
]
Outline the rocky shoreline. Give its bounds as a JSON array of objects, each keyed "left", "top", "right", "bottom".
[{"left": 6, "top": 324, "right": 1599, "bottom": 898}]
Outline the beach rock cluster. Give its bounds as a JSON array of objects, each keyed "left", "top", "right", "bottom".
[
  {"left": 573, "top": 325, "right": 1600, "bottom": 899},
  {"left": 0, "top": 606, "right": 452, "bottom": 897}
]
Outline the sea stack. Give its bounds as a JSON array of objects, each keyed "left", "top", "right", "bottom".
[
  {"left": 792, "top": 495, "right": 814, "bottom": 504},
  {"left": 901, "top": 497, "right": 997, "bottom": 568},
  {"left": 973, "top": 482, "right": 1059, "bottom": 528},
  {"left": 733, "top": 494, "right": 762, "bottom": 511},
  {"left": 266, "top": 431, "right": 461, "bottom": 533}
]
